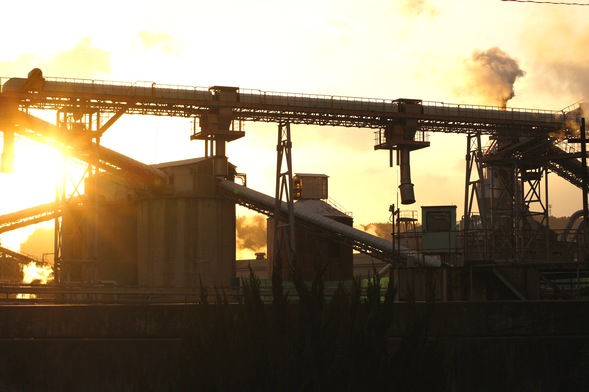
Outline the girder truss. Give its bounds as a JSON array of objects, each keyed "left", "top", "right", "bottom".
[{"left": 0, "top": 75, "right": 578, "bottom": 136}]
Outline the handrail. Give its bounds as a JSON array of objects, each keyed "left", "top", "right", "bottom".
[{"left": 1, "top": 74, "right": 572, "bottom": 134}]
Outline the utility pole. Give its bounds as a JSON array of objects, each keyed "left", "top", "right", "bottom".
[
  {"left": 390, "top": 204, "right": 400, "bottom": 263},
  {"left": 390, "top": 204, "right": 395, "bottom": 257}
]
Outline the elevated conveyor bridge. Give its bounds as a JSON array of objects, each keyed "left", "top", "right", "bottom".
[
  {"left": 0, "top": 72, "right": 578, "bottom": 135},
  {"left": 2, "top": 70, "right": 584, "bottom": 195}
]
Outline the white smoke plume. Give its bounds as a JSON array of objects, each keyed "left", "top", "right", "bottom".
[
  {"left": 359, "top": 222, "right": 392, "bottom": 240},
  {"left": 21, "top": 262, "right": 53, "bottom": 284},
  {"left": 236, "top": 215, "right": 267, "bottom": 260},
  {"left": 462, "top": 47, "right": 525, "bottom": 108}
]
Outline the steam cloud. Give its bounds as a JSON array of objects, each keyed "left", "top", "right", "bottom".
[
  {"left": 360, "top": 223, "right": 392, "bottom": 240},
  {"left": 464, "top": 47, "right": 525, "bottom": 108},
  {"left": 21, "top": 261, "right": 53, "bottom": 284},
  {"left": 236, "top": 215, "right": 267, "bottom": 260}
]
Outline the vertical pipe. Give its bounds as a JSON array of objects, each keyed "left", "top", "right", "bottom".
[
  {"left": 215, "top": 139, "right": 226, "bottom": 157},
  {"left": 398, "top": 147, "right": 415, "bottom": 204}
]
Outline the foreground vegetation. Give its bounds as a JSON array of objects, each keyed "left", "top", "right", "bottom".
[
  {"left": 172, "top": 260, "right": 589, "bottom": 392},
  {"left": 178, "top": 266, "right": 447, "bottom": 391}
]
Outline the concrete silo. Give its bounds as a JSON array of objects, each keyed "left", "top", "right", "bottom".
[{"left": 137, "top": 157, "right": 236, "bottom": 288}]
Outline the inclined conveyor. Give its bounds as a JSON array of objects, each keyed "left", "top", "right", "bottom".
[
  {"left": 0, "top": 201, "right": 57, "bottom": 234},
  {"left": 218, "top": 179, "right": 440, "bottom": 267}
]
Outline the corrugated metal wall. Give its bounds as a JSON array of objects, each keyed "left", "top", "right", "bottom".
[{"left": 137, "top": 196, "right": 235, "bottom": 288}]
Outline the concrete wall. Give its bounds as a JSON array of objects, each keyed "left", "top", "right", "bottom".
[
  {"left": 137, "top": 196, "right": 235, "bottom": 287},
  {"left": 0, "top": 301, "right": 587, "bottom": 390}
]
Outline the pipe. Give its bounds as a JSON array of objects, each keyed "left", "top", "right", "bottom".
[
  {"left": 563, "top": 210, "right": 586, "bottom": 241},
  {"left": 399, "top": 147, "right": 415, "bottom": 204}
]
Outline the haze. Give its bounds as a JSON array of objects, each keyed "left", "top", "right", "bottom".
[{"left": 1, "top": 0, "right": 587, "bottom": 252}]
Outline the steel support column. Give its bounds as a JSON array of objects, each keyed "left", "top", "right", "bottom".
[
  {"left": 463, "top": 132, "right": 489, "bottom": 262},
  {"left": 272, "top": 122, "right": 296, "bottom": 278},
  {"left": 54, "top": 109, "right": 102, "bottom": 284}
]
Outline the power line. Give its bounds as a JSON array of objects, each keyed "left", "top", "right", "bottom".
[{"left": 502, "top": 0, "right": 589, "bottom": 5}]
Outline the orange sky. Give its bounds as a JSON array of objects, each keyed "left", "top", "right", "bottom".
[{"left": 1, "top": 0, "right": 589, "bottom": 251}]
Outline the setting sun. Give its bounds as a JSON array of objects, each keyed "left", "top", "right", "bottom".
[
  {"left": 3, "top": 135, "right": 63, "bottom": 210},
  {"left": 0, "top": 134, "right": 65, "bottom": 251}
]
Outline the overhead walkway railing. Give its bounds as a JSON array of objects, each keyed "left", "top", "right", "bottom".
[{"left": 0, "top": 71, "right": 575, "bottom": 136}]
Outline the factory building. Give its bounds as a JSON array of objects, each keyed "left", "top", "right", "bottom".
[{"left": 59, "top": 157, "right": 238, "bottom": 288}]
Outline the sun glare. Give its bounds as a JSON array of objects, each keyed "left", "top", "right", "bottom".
[
  {"left": 4, "top": 137, "right": 64, "bottom": 212},
  {"left": 0, "top": 137, "right": 65, "bottom": 251},
  {"left": 21, "top": 261, "right": 54, "bottom": 284}
]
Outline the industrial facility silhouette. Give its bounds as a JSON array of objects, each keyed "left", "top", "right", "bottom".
[{"left": 0, "top": 68, "right": 588, "bottom": 300}]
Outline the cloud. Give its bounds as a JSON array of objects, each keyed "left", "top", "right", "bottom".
[
  {"left": 138, "top": 31, "right": 178, "bottom": 55},
  {"left": 458, "top": 47, "right": 525, "bottom": 108},
  {"left": 513, "top": 8, "right": 589, "bottom": 106},
  {"left": 0, "top": 54, "right": 39, "bottom": 77},
  {"left": 47, "top": 37, "right": 111, "bottom": 78},
  {"left": 0, "top": 38, "right": 110, "bottom": 79}
]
